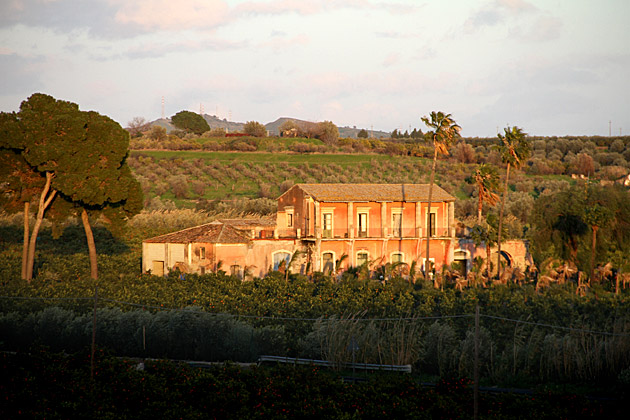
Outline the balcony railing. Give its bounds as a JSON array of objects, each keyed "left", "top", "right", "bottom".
[{"left": 277, "top": 226, "right": 454, "bottom": 239}]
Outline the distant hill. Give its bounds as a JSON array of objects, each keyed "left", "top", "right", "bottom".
[{"left": 150, "top": 115, "right": 389, "bottom": 138}]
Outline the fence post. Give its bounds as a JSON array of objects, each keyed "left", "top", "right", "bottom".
[
  {"left": 474, "top": 303, "right": 479, "bottom": 420},
  {"left": 91, "top": 286, "right": 98, "bottom": 381}
]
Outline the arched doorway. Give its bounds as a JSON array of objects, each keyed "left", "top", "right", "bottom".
[{"left": 453, "top": 249, "right": 469, "bottom": 277}]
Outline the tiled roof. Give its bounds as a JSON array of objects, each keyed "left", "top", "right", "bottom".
[
  {"left": 219, "top": 217, "right": 276, "bottom": 228},
  {"left": 144, "top": 221, "right": 251, "bottom": 244},
  {"left": 293, "top": 183, "right": 455, "bottom": 202}
]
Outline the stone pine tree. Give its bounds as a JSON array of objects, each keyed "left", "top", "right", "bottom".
[
  {"left": 171, "top": 110, "right": 210, "bottom": 135},
  {"left": 0, "top": 148, "right": 46, "bottom": 278},
  {"left": 1, "top": 93, "right": 142, "bottom": 281},
  {"left": 495, "top": 126, "right": 530, "bottom": 280},
  {"left": 421, "top": 111, "right": 460, "bottom": 287}
]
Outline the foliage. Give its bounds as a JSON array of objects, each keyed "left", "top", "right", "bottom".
[
  {"left": 529, "top": 183, "right": 630, "bottom": 273},
  {"left": 421, "top": 111, "right": 461, "bottom": 287},
  {"left": 243, "top": 120, "right": 267, "bottom": 137},
  {"left": 316, "top": 121, "right": 339, "bottom": 145},
  {"left": 2, "top": 350, "right": 623, "bottom": 420},
  {"left": 170, "top": 110, "right": 210, "bottom": 135},
  {"left": 1, "top": 93, "right": 142, "bottom": 281}
]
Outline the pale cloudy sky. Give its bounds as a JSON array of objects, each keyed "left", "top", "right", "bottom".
[{"left": 1, "top": 0, "right": 628, "bottom": 137}]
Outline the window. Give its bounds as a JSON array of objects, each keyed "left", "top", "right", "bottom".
[
  {"left": 286, "top": 208, "right": 294, "bottom": 228},
  {"left": 422, "top": 258, "right": 435, "bottom": 272},
  {"left": 391, "top": 252, "right": 404, "bottom": 264},
  {"left": 425, "top": 211, "right": 436, "bottom": 237},
  {"left": 273, "top": 251, "right": 292, "bottom": 270},
  {"left": 200, "top": 247, "right": 206, "bottom": 259},
  {"left": 358, "top": 212, "right": 368, "bottom": 237},
  {"left": 357, "top": 251, "right": 369, "bottom": 267},
  {"left": 322, "top": 212, "right": 333, "bottom": 238},
  {"left": 392, "top": 211, "right": 402, "bottom": 237},
  {"left": 322, "top": 252, "right": 334, "bottom": 275}
]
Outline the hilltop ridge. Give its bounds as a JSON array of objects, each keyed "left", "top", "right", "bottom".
[{"left": 151, "top": 115, "right": 389, "bottom": 138}]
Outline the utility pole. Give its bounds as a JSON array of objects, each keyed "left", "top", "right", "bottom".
[{"left": 161, "top": 96, "right": 165, "bottom": 119}]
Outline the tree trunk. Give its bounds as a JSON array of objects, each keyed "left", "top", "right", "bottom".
[
  {"left": 21, "top": 201, "right": 30, "bottom": 280},
  {"left": 477, "top": 193, "right": 483, "bottom": 225},
  {"left": 81, "top": 208, "right": 98, "bottom": 280},
  {"left": 497, "top": 163, "right": 511, "bottom": 281},
  {"left": 426, "top": 147, "right": 438, "bottom": 288},
  {"left": 486, "top": 241, "right": 492, "bottom": 283},
  {"left": 26, "top": 172, "right": 56, "bottom": 281},
  {"left": 589, "top": 225, "right": 598, "bottom": 286}
]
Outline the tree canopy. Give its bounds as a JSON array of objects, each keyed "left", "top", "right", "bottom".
[
  {"left": 243, "top": 121, "right": 267, "bottom": 137},
  {"left": 316, "top": 121, "right": 339, "bottom": 145},
  {"left": 171, "top": 111, "right": 210, "bottom": 135},
  {"left": 529, "top": 183, "right": 630, "bottom": 276},
  {"left": 0, "top": 93, "right": 142, "bottom": 280}
]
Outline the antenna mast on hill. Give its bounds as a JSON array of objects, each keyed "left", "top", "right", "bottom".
[
  {"left": 161, "top": 96, "right": 165, "bottom": 119},
  {"left": 229, "top": 110, "right": 232, "bottom": 122},
  {"left": 200, "top": 103, "right": 204, "bottom": 115}
]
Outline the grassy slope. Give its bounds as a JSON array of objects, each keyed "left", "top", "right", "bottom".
[{"left": 131, "top": 150, "right": 411, "bottom": 165}]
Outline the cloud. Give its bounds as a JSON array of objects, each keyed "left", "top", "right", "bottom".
[
  {"left": 464, "top": 0, "right": 537, "bottom": 32},
  {"left": 382, "top": 52, "right": 400, "bottom": 67},
  {"left": 112, "top": 0, "right": 229, "bottom": 32},
  {"left": 464, "top": 0, "right": 562, "bottom": 42},
  {"left": 0, "top": 53, "right": 46, "bottom": 95},
  {"left": 509, "top": 15, "right": 562, "bottom": 42},
  {"left": 0, "top": 1, "right": 230, "bottom": 38},
  {"left": 258, "top": 33, "right": 309, "bottom": 52},
  {"left": 120, "top": 37, "right": 247, "bottom": 59},
  {"left": 232, "top": 0, "right": 418, "bottom": 18},
  {"left": 374, "top": 30, "right": 419, "bottom": 39},
  {"left": 0, "top": 0, "right": 121, "bottom": 36}
]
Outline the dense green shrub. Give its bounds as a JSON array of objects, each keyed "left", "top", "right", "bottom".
[{"left": 1, "top": 350, "right": 625, "bottom": 419}]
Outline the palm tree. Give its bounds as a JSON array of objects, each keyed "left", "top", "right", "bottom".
[
  {"left": 495, "top": 126, "right": 530, "bottom": 280},
  {"left": 421, "top": 111, "right": 461, "bottom": 288},
  {"left": 470, "top": 222, "right": 496, "bottom": 282},
  {"left": 473, "top": 164, "right": 500, "bottom": 224},
  {"left": 285, "top": 250, "right": 303, "bottom": 282}
]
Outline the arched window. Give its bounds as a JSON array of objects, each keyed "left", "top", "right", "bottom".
[{"left": 272, "top": 251, "right": 292, "bottom": 270}]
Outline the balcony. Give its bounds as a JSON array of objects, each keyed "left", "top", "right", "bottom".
[{"left": 298, "top": 226, "right": 454, "bottom": 240}]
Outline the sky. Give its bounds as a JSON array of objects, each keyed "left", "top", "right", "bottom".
[{"left": 1, "top": 0, "right": 629, "bottom": 137}]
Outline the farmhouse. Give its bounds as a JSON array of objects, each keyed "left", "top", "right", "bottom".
[{"left": 142, "top": 183, "right": 529, "bottom": 279}]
